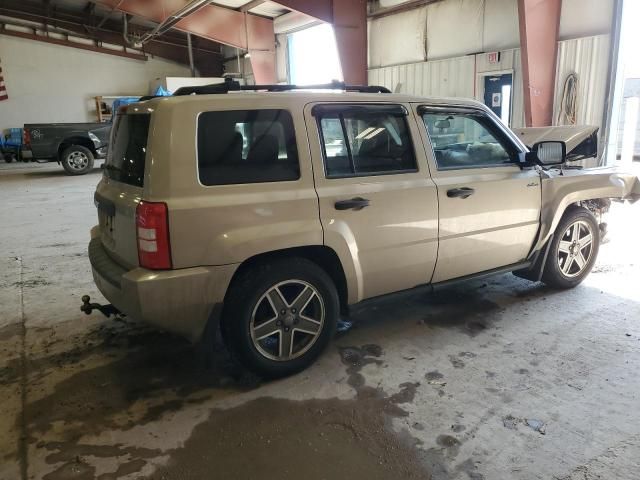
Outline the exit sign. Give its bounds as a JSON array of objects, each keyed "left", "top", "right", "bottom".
[{"left": 487, "top": 51, "right": 501, "bottom": 64}]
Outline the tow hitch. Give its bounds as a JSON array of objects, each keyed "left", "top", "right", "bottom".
[{"left": 80, "top": 295, "right": 121, "bottom": 318}]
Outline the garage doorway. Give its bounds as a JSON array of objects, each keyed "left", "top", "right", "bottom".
[
  {"left": 482, "top": 73, "right": 513, "bottom": 126},
  {"left": 287, "top": 23, "right": 343, "bottom": 85},
  {"left": 606, "top": 0, "right": 640, "bottom": 165}
]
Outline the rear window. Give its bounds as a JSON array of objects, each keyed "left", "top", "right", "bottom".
[
  {"left": 105, "top": 114, "right": 150, "bottom": 187},
  {"left": 197, "top": 109, "right": 300, "bottom": 186}
]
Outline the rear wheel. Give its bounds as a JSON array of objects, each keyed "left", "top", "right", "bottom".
[
  {"left": 61, "top": 145, "right": 94, "bottom": 175},
  {"left": 222, "top": 258, "right": 339, "bottom": 378},
  {"left": 542, "top": 207, "right": 599, "bottom": 289}
]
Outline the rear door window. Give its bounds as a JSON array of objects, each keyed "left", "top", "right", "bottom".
[
  {"left": 197, "top": 109, "right": 300, "bottom": 186},
  {"left": 105, "top": 114, "right": 150, "bottom": 187},
  {"left": 315, "top": 105, "right": 417, "bottom": 178}
]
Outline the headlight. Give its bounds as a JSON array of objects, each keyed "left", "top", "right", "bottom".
[{"left": 88, "top": 132, "right": 101, "bottom": 146}]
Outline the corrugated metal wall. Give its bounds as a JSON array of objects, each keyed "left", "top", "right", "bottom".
[
  {"left": 368, "top": 56, "right": 474, "bottom": 97},
  {"left": 368, "top": 48, "right": 526, "bottom": 128},
  {"left": 553, "top": 34, "right": 611, "bottom": 128},
  {"left": 369, "top": 35, "right": 610, "bottom": 134}
]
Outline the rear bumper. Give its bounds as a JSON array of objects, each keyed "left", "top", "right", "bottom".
[{"left": 88, "top": 235, "right": 238, "bottom": 342}]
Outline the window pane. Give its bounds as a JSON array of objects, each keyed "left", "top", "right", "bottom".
[
  {"left": 318, "top": 108, "right": 417, "bottom": 177},
  {"left": 106, "top": 114, "right": 150, "bottom": 187},
  {"left": 423, "top": 112, "right": 513, "bottom": 169},
  {"left": 198, "top": 110, "right": 300, "bottom": 186},
  {"left": 320, "top": 116, "right": 351, "bottom": 177}
]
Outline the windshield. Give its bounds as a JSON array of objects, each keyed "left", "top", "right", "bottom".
[{"left": 105, "top": 114, "right": 150, "bottom": 187}]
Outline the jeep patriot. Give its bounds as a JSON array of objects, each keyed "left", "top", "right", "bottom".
[{"left": 87, "top": 81, "right": 640, "bottom": 377}]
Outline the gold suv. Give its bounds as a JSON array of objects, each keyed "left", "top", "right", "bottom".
[{"left": 87, "top": 81, "right": 640, "bottom": 377}]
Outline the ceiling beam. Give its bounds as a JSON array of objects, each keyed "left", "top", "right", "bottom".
[
  {"left": 0, "top": 23, "right": 147, "bottom": 61},
  {"left": 91, "top": 0, "right": 277, "bottom": 82},
  {"left": 239, "top": 0, "right": 266, "bottom": 12},
  {"left": 368, "top": 0, "right": 441, "bottom": 19},
  {"left": 0, "top": 1, "right": 224, "bottom": 76}
]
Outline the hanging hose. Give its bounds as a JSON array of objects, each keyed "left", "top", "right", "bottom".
[{"left": 557, "top": 73, "right": 578, "bottom": 125}]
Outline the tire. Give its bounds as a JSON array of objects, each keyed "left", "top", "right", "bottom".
[
  {"left": 222, "top": 257, "right": 339, "bottom": 378},
  {"left": 542, "top": 206, "right": 600, "bottom": 289},
  {"left": 61, "top": 145, "right": 95, "bottom": 175}
]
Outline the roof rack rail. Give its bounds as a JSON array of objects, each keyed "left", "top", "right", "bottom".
[{"left": 172, "top": 78, "right": 391, "bottom": 96}]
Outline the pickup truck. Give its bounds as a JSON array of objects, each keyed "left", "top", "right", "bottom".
[{"left": 23, "top": 123, "right": 111, "bottom": 175}]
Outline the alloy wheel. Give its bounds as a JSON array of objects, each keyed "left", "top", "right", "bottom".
[
  {"left": 250, "top": 280, "right": 325, "bottom": 362},
  {"left": 557, "top": 220, "right": 595, "bottom": 278}
]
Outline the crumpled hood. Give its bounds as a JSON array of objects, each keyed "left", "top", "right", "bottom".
[{"left": 514, "top": 125, "right": 599, "bottom": 153}]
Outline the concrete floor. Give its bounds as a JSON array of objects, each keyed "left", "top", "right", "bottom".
[{"left": 1, "top": 161, "right": 639, "bottom": 480}]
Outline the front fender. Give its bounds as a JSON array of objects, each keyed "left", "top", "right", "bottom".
[{"left": 535, "top": 167, "right": 640, "bottom": 250}]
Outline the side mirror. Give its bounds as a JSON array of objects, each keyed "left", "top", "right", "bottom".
[{"left": 527, "top": 141, "right": 567, "bottom": 166}]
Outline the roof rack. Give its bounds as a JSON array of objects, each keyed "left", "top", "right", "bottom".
[{"left": 172, "top": 78, "right": 391, "bottom": 96}]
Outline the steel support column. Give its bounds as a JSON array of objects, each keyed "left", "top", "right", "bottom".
[{"left": 518, "top": 0, "right": 562, "bottom": 127}]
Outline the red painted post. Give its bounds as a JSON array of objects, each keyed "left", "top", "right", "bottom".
[{"left": 518, "top": 0, "right": 562, "bottom": 127}]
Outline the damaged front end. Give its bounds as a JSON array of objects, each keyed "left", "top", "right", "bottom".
[
  {"left": 535, "top": 168, "right": 640, "bottom": 253},
  {"left": 515, "top": 125, "right": 600, "bottom": 163}
]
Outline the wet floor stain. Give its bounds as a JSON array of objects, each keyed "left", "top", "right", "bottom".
[
  {"left": 12, "top": 319, "right": 258, "bottom": 479},
  {"left": 150, "top": 345, "right": 431, "bottom": 479},
  {"left": 338, "top": 344, "right": 384, "bottom": 389},
  {"left": 0, "top": 322, "right": 22, "bottom": 341},
  {"left": 449, "top": 355, "right": 465, "bottom": 369},
  {"left": 425, "top": 371, "right": 444, "bottom": 382},
  {"left": 147, "top": 395, "right": 430, "bottom": 480},
  {"left": 502, "top": 415, "right": 520, "bottom": 430},
  {"left": 420, "top": 288, "right": 499, "bottom": 337}
]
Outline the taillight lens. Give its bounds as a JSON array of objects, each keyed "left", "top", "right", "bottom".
[
  {"left": 23, "top": 129, "right": 31, "bottom": 146},
  {"left": 136, "top": 201, "right": 172, "bottom": 270}
]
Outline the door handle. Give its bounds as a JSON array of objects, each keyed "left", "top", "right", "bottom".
[
  {"left": 335, "top": 197, "right": 370, "bottom": 211},
  {"left": 446, "top": 187, "right": 475, "bottom": 199}
]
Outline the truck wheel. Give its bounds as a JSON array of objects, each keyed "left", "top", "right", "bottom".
[
  {"left": 61, "top": 145, "right": 95, "bottom": 175},
  {"left": 222, "top": 258, "right": 339, "bottom": 378},
  {"left": 542, "top": 206, "right": 599, "bottom": 289}
]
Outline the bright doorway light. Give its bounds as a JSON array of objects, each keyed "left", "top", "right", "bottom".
[
  {"left": 501, "top": 84, "right": 512, "bottom": 126},
  {"left": 288, "top": 23, "right": 343, "bottom": 85}
]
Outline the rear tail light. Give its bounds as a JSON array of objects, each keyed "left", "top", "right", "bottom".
[
  {"left": 23, "top": 129, "right": 31, "bottom": 147},
  {"left": 136, "top": 201, "right": 172, "bottom": 270}
]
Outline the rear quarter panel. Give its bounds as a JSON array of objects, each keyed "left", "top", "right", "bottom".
[{"left": 144, "top": 97, "right": 323, "bottom": 269}]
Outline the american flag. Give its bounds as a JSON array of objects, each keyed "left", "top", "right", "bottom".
[{"left": 0, "top": 59, "right": 7, "bottom": 101}]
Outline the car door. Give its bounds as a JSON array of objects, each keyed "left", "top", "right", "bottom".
[
  {"left": 305, "top": 103, "right": 439, "bottom": 303},
  {"left": 415, "top": 104, "right": 541, "bottom": 283}
]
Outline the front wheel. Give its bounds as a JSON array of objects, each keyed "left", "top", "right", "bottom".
[
  {"left": 61, "top": 145, "right": 95, "bottom": 175},
  {"left": 222, "top": 258, "right": 339, "bottom": 378},
  {"left": 542, "top": 206, "right": 599, "bottom": 289}
]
